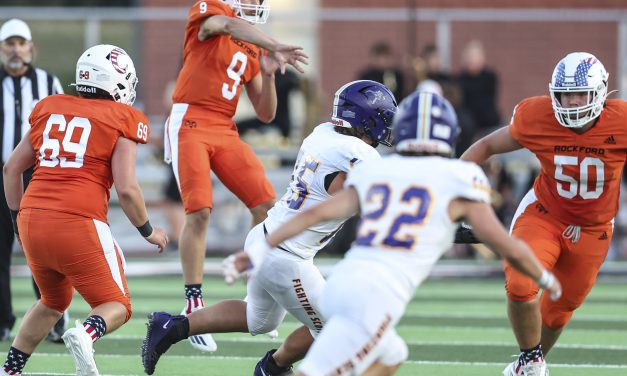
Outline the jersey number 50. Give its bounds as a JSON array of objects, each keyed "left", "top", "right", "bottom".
[
  {"left": 39, "top": 114, "right": 92, "bottom": 168},
  {"left": 554, "top": 155, "right": 604, "bottom": 199}
]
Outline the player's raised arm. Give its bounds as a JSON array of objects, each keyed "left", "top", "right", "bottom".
[
  {"left": 198, "top": 13, "right": 308, "bottom": 73},
  {"left": 111, "top": 137, "right": 168, "bottom": 252},
  {"left": 460, "top": 125, "right": 522, "bottom": 164},
  {"left": 451, "top": 199, "right": 561, "bottom": 300}
]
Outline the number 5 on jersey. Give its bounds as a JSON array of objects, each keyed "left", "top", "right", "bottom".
[{"left": 39, "top": 114, "right": 91, "bottom": 168}]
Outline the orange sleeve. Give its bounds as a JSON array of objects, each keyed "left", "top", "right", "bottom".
[
  {"left": 189, "top": 0, "right": 231, "bottom": 27},
  {"left": 28, "top": 100, "right": 45, "bottom": 130},
  {"left": 507, "top": 100, "right": 527, "bottom": 144},
  {"left": 119, "top": 107, "right": 150, "bottom": 145}
]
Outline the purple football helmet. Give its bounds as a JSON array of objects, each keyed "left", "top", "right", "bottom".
[
  {"left": 331, "top": 80, "right": 397, "bottom": 147},
  {"left": 393, "top": 91, "right": 458, "bottom": 156}
]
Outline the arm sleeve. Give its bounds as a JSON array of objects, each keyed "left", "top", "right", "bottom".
[
  {"left": 507, "top": 100, "right": 529, "bottom": 144},
  {"left": 120, "top": 108, "right": 150, "bottom": 145}
]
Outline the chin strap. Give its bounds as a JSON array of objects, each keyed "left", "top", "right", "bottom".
[{"left": 562, "top": 225, "right": 581, "bottom": 243}]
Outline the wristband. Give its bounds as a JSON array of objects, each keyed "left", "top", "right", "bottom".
[
  {"left": 536, "top": 269, "right": 555, "bottom": 289},
  {"left": 136, "top": 220, "right": 153, "bottom": 238},
  {"left": 10, "top": 210, "right": 18, "bottom": 236}
]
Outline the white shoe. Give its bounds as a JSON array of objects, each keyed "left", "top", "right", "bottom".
[
  {"left": 264, "top": 329, "right": 279, "bottom": 339},
  {"left": 62, "top": 320, "right": 99, "bottom": 376},
  {"left": 503, "top": 359, "right": 549, "bottom": 376},
  {"left": 180, "top": 307, "right": 217, "bottom": 352}
]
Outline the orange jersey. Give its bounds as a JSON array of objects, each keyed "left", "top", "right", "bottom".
[
  {"left": 21, "top": 94, "right": 149, "bottom": 223},
  {"left": 172, "top": 0, "right": 262, "bottom": 124},
  {"left": 509, "top": 96, "right": 627, "bottom": 226}
]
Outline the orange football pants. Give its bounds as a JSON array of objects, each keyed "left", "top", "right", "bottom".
[
  {"left": 167, "top": 104, "right": 275, "bottom": 214},
  {"left": 18, "top": 209, "right": 132, "bottom": 321},
  {"left": 505, "top": 201, "right": 611, "bottom": 329}
]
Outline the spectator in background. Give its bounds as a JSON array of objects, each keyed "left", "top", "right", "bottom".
[
  {"left": 0, "top": 18, "right": 67, "bottom": 344},
  {"left": 419, "top": 43, "right": 453, "bottom": 86},
  {"left": 458, "top": 40, "right": 501, "bottom": 133},
  {"left": 358, "top": 41, "right": 405, "bottom": 100},
  {"left": 236, "top": 67, "right": 301, "bottom": 143}
]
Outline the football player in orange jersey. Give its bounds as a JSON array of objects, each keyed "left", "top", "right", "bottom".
[
  {"left": 164, "top": 0, "right": 308, "bottom": 352},
  {"left": 1, "top": 44, "right": 168, "bottom": 376},
  {"left": 461, "top": 52, "right": 622, "bottom": 376}
]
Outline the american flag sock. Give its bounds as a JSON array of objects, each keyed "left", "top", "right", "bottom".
[
  {"left": 83, "top": 315, "right": 107, "bottom": 343},
  {"left": 519, "top": 343, "right": 543, "bottom": 367},
  {"left": 3, "top": 346, "right": 30, "bottom": 375},
  {"left": 184, "top": 284, "right": 204, "bottom": 314}
]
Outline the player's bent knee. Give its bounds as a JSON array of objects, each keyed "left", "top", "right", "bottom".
[
  {"left": 187, "top": 207, "right": 211, "bottom": 224},
  {"left": 542, "top": 311, "right": 571, "bottom": 330},
  {"left": 380, "top": 332, "right": 408, "bottom": 367},
  {"left": 123, "top": 303, "right": 132, "bottom": 323},
  {"left": 40, "top": 297, "right": 71, "bottom": 314},
  {"left": 248, "top": 316, "right": 281, "bottom": 335},
  {"left": 505, "top": 277, "right": 539, "bottom": 301},
  {"left": 250, "top": 200, "right": 274, "bottom": 216}
]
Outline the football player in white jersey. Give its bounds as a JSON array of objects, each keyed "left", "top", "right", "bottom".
[
  {"left": 240, "top": 91, "right": 562, "bottom": 376},
  {"left": 141, "top": 80, "right": 398, "bottom": 375}
]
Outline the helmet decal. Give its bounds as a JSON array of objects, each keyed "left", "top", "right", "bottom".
[
  {"left": 549, "top": 52, "right": 608, "bottom": 128},
  {"left": 109, "top": 48, "right": 128, "bottom": 74},
  {"left": 330, "top": 80, "right": 398, "bottom": 147}
]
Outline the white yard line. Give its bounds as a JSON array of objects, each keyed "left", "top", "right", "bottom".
[{"left": 30, "top": 353, "right": 627, "bottom": 369}]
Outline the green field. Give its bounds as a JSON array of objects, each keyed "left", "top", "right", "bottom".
[{"left": 1, "top": 274, "right": 625, "bottom": 375}]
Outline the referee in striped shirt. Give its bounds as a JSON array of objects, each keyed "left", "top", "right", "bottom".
[{"left": 0, "top": 19, "right": 65, "bottom": 343}]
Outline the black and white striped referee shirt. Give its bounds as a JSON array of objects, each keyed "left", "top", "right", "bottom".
[{"left": 0, "top": 65, "right": 63, "bottom": 164}]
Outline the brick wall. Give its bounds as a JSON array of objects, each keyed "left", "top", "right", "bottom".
[
  {"left": 141, "top": 0, "right": 186, "bottom": 117},
  {"left": 139, "top": 0, "right": 623, "bottom": 127},
  {"left": 319, "top": 1, "right": 621, "bottom": 125}
]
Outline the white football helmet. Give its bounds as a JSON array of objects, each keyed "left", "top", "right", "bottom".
[
  {"left": 549, "top": 52, "right": 608, "bottom": 128},
  {"left": 224, "top": 0, "right": 270, "bottom": 24},
  {"left": 74, "top": 44, "right": 138, "bottom": 106}
]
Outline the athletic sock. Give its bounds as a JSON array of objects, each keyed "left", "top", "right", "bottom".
[
  {"left": 157, "top": 317, "right": 190, "bottom": 355},
  {"left": 263, "top": 349, "right": 292, "bottom": 374},
  {"left": 3, "top": 346, "right": 30, "bottom": 374},
  {"left": 519, "top": 343, "right": 543, "bottom": 366},
  {"left": 184, "top": 284, "right": 204, "bottom": 314},
  {"left": 83, "top": 315, "right": 107, "bottom": 342}
]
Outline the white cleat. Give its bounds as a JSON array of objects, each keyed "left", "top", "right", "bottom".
[
  {"left": 264, "top": 329, "right": 279, "bottom": 339},
  {"left": 503, "top": 359, "right": 549, "bottom": 376},
  {"left": 180, "top": 307, "right": 218, "bottom": 352},
  {"left": 62, "top": 320, "right": 99, "bottom": 376}
]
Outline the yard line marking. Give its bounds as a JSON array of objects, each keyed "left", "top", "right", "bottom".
[
  {"left": 402, "top": 311, "right": 627, "bottom": 322},
  {"left": 99, "top": 334, "right": 627, "bottom": 350},
  {"left": 30, "top": 353, "right": 627, "bottom": 368},
  {"left": 404, "top": 360, "right": 627, "bottom": 369}
]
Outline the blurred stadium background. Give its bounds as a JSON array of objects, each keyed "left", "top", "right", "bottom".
[{"left": 3, "top": 0, "right": 627, "bottom": 263}]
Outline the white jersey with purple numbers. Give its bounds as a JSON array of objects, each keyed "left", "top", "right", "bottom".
[
  {"left": 264, "top": 122, "right": 380, "bottom": 259},
  {"left": 345, "top": 155, "right": 491, "bottom": 302}
]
